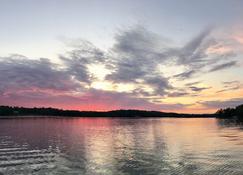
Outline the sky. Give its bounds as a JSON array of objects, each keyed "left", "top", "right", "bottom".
[{"left": 0, "top": 0, "right": 243, "bottom": 113}]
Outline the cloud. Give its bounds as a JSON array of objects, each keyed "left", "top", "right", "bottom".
[
  {"left": 177, "top": 27, "right": 213, "bottom": 67},
  {"left": 106, "top": 26, "right": 167, "bottom": 82},
  {"left": 185, "top": 81, "right": 201, "bottom": 86},
  {"left": 167, "top": 91, "right": 190, "bottom": 97},
  {"left": 223, "top": 81, "right": 239, "bottom": 85},
  {"left": 60, "top": 40, "right": 107, "bottom": 83},
  {"left": 0, "top": 52, "right": 184, "bottom": 111},
  {"left": 105, "top": 26, "right": 240, "bottom": 97},
  {"left": 165, "top": 28, "right": 220, "bottom": 79},
  {"left": 189, "top": 86, "right": 211, "bottom": 92},
  {"left": 206, "top": 44, "right": 234, "bottom": 56},
  {"left": 232, "top": 31, "right": 243, "bottom": 44},
  {"left": 173, "top": 27, "right": 238, "bottom": 79},
  {"left": 106, "top": 26, "right": 173, "bottom": 95},
  {"left": 173, "top": 70, "right": 196, "bottom": 80},
  {"left": 167, "top": 85, "right": 210, "bottom": 97},
  {"left": 112, "top": 26, "right": 169, "bottom": 61},
  {"left": 0, "top": 88, "right": 186, "bottom": 111},
  {"left": 217, "top": 80, "right": 242, "bottom": 93},
  {"left": 0, "top": 25, "right": 242, "bottom": 112},
  {"left": 200, "top": 98, "right": 243, "bottom": 109},
  {"left": 0, "top": 55, "right": 79, "bottom": 96},
  {"left": 144, "top": 76, "right": 172, "bottom": 96},
  {"left": 80, "top": 89, "right": 185, "bottom": 111},
  {"left": 209, "top": 61, "right": 237, "bottom": 72}
]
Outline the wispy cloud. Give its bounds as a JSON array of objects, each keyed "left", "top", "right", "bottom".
[
  {"left": 200, "top": 98, "right": 243, "bottom": 109},
  {"left": 173, "top": 70, "right": 196, "bottom": 80},
  {"left": 185, "top": 81, "right": 201, "bottom": 86},
  {"left": 209, "top": 61, "right": 237, "bottom": 72},
  {"left": 177, "top": 27, "right": 213, "bottom": 66},
  {"left": 189, "top": 86, "right": 211, "bottom": 92},
  {"left": 217, "top": 81, "right": 242, "bottom": 93}
]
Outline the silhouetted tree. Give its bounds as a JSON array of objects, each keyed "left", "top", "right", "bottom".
[
  {"left": 0, "top": 106, "right": 214, "bottom": 118},
  {"left": 216, "top": 104, "right": 243, "bottom": 120}
]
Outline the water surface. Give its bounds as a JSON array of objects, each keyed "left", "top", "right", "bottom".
[{"left": 0, "top": 117, "right": 243, "bottom": 175}]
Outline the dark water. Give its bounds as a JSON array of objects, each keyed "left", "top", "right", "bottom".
[{"left": 0, "top": 118, "right": 243, "bottom": 175}]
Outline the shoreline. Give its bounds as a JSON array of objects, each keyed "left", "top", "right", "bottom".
[
  {"left": 0, "top": 115, "right": 216, "bottom": 119},
  {"left": 0, "top": 106, "right": 216, "bottom": 119}
]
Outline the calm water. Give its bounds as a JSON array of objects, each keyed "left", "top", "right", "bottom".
[{"left": 0, "top": 118, "right": 243, "bottom": 175}]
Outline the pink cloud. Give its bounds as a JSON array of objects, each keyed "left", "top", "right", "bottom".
[{"left": 0, "top": 89, "right": 185, "bottom": 112}]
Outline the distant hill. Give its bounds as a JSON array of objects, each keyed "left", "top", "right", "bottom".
[
  {"left": 0, "top": 106, "right": 214, "bottom": 118},
  {"left": 216, "top": 104, "right": 243, "bottom": 120}
]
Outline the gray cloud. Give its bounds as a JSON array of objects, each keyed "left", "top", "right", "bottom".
[
  {"left": 189, "top": 86, "right": 211, "bottom": 92},
  {"left": 144, "top": 76, "right": 172, "bottom": 96},
  {"left": 60, "top": 40, "right": 106, "bottom": 83},
  {"left": 106, "top": 26, "right": 173, "bottom": 95},
  {"left": 0, "top": 55, "right": 79, "bottom": 95},
  {"left": 106, "top": 26, "right": 167, "bottom": 82},
  {"left": 217, "top": 80, "right": 242, "bottom": 93},
  {"left": 200, "top": 98, "right": 243, "bottom": 109},
  {"left": 112, "top": 26, "right": 169, "bottom": 61},
  {"left": 167, "top": 91, "right": 190, "bottom": 97},
  {"left": 167, "top": 85, "right": 210, "bottom": 97},
  {"left": 106, "top": 59, "right": 148, "bottom": 83},
  {"left": 174, "top": 27, "right": 237, "bottom": 78},
  {"left": 0, "top": 52, "right": 184, "bottom": 111},
  {"left": 185, "top": 81, "right": 201, "bottom": 86},
  {"left": 0, "top": 25, "right": 241, "bottom": 111},
  {"left": 209, "top": 61, "right": 237, "bottom": 72},
  {"left": 105, "top": 26, "right": 239, "bottom": 97},
  {"left": 223, "top": 81, "right": 239, "bottom": 85},
  {"left": 173, "top": 70, "right": 196, "bottom": 80},
  {"left": 177, "top": 27, "right": 213, "bottom": 66}
]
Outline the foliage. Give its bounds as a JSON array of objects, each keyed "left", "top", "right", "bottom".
[
  {"left": 0, "top": 106, "right": 214, "bottom": 118},
  {"left": 216, "top": 104, "right": 243, "bottom": 120}
]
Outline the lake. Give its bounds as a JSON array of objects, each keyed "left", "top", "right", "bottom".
[{"left": 0, "top": 117, "right": 243, "bottom": 175}]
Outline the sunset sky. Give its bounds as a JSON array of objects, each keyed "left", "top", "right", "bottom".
[{"left": 0, "top": 0, "right": 243, "bottom": 113}]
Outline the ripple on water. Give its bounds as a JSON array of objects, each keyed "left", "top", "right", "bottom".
[{"left": 0, "top": 118, "right": 243, "bottom": 175}]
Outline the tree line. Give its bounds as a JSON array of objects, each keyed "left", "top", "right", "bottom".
[
  {"left": 216, "top": 104, "right": 243, "bottom": 120},
  {"left": 0, "top": 106, "right": 215, "bottom": 118}
]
